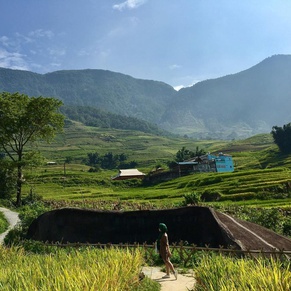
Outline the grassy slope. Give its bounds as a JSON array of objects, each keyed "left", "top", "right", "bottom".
[{"left": 23, "top": 122, "right": 291, "bottom": 208}]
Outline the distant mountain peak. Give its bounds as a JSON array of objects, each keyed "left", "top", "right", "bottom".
[{"left": 1, "top": 54, "right": 291, "bottom": 139}]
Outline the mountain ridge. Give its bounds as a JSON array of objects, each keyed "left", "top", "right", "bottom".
[{"left": 1, "top": 54, "right": 291, "bottom": 139}]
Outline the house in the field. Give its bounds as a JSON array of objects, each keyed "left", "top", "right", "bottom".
[
  {"left": 177, "top": 152, "right": 234, "bottom": 174},
  {"left": 111, "top": 169, "right": 146, "bottom": 180},
  {"left": 211, "top": 153, "right": 234, "bottom": 173}
]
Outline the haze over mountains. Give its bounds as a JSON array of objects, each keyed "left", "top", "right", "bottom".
[{"left": 1, "top": 54, "right": 291, "bottom": 139}]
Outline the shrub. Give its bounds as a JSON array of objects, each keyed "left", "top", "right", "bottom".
[
  {"left": 201, "top": 190, "right": 222, "bottom": 202},
  {"left": 282, "top": 218, "right": 291, "bottom": 237},
  {"left": 183, "top": 192, "right": 201, "bottom": 205},
  {"left": 4, "top": 202, "right": 50, "bottom": 246},
  {"left": 250, "top": 208, "right": 284, "bottom": 233},
  {"left": 22, "top": 188, "right": 43, "bottom": 206}
]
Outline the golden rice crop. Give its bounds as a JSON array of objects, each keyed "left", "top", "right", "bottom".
[
  {"left": 0, "top": 245, "right": 144, "bottom": 291},
  {"left": 194, "top": 253, "right": 291, "bottom": 291}
]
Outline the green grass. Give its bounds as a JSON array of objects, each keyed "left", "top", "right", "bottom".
[
  {"left": 195, "top": 253, "right": 291, "bottom": 291},
  {"left": 21, "top": 163, "right": 291, "bottom": 209},
  {"left": 0, "top": 245, "right": 155, "bottom": 291},
  {"left": 15, "top": 121, "right": 291, "bottom": 209},
  {"left": 36, "top": 121, "right": 230, "bottom": 166},
  {"left": 0, "top": 212, "right": 8, "bottom": 234}
]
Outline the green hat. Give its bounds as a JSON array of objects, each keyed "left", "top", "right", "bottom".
[{"left": 159, "top": 223, "right": 168, "bottom": 233}]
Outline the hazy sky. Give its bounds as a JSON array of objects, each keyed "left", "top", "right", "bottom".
[{"left": 1, "top": 0, "right": 291, "bottom": 89}]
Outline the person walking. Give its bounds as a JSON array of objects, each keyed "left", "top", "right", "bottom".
[{"left": 157, "top": 222, "right": 178, "bottom": 279}]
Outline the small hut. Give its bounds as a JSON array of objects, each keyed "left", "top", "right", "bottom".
[{"left": 111, "top": 169, "right": 145, "bottom": 180}]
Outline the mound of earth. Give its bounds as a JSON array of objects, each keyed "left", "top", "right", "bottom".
[{"left": 27, "top": 206, "right": 291, "bottom": 251}]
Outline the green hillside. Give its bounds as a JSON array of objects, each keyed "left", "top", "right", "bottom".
[
  {"left": 0, "top": 67, "right": 176, "bottom": 125},
  {"left": 173, "top": 55, "right": 291, "bottom": 138},
  {"left": 60, "top": 105, "right": 170, "bottom": 136},
  {"left": 21, "top": 121, "right": 291, "bottom": 209},
  {"left": 35, "top": 120, "right": 219, "bottom": 166},
  {"left": 1, "top": 54, "right": 291, "bottom": 139}
]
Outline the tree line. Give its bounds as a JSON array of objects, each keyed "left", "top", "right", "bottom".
[{"left": 85, "top": 152, "right": 137, "bottom": 171}]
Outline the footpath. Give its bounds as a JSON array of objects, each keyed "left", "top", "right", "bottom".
[
  {"left": 0, "top": 207, "right": 20, "bottom": 244},
  {"left": 142, "top": 266, "right": 195, "bottom": 291}
]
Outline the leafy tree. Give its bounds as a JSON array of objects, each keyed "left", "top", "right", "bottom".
[
  {"left": 0, "top": 92, "right": 64, "bottom": 206},
  {"left": 271, "top": 123, "right": 291, "bottom": 154},
  {"left": 87, "top": 152, "right": 101, "bottom": 166},
  {"left": 119, "top": 160, "right": 138, "bottom": 169},
  {"left": 175, "top": 146, "right": 206, "bottom": 162},
  {"left": 194, "top": 146, "right": 206, "bottom": 157},
  {"left": 175, "top": 146, "right": 194, "bottom": 162},
  {"left": 0, "top": 155, "right": 15, "bottom": 200},
  {"left": 64, "top": 156, "right": 73, "bottom": 164},
  {"left": 85, "top": 151, "right": 135, "bottom": 170},
  {"left": 101, "top": 152, "right": 119, "bottom": 169}
]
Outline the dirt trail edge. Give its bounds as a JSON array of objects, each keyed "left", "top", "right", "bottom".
[
  {"left": 142, "top": 266, "right": 195, "bottom": 291},
  {"left": 0, "top": 207, "right": 20, "bottom": 244}
]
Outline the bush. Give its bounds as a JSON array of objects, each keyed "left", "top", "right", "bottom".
[
  {"left": 88, "top": 166, "right": 100, "bottom": 172},
  {"left": 182, "top": 192, "right": 201, "bottom": 205},
  {"left": 283, "top": 218, "right": 291, "bottom": 237},
  {"left": 22, "top": 189, "right": 43, "bottom": 206},
  {"left": 201, "top": 190, "right": 222, "bottom": 202},
  {"left": 250, "top": 208, "right": 284, "bottom": 233},
  {"left": 4, "top": 202, "right": 50, "bottom": 246}
]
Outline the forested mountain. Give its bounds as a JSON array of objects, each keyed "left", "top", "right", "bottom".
[
  {"left": 1, "top": 54, "right": 291, "bottom": 139},
  {"left": 167, "top": 54, "right": 291, "bottom": 139},
  {"left": 60, "top": 105, "right": 169, "bottom": 136},
  {"left": 0, "top": 68, "right": 176, "bottom": 125}
]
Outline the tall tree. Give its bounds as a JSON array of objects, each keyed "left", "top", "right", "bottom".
[
  {"left": 0, "top": 92, "right": 64, "bottom": 206},
  {"left": 271, "top": 123, "right": 291, "bottom": 154},
  {"left": 0, "top": 154, "right": 15, "bottom": 199}
]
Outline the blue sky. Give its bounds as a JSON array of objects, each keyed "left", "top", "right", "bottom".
[{"left": 1, "top": 0, "right": 291, "bottom": 90}]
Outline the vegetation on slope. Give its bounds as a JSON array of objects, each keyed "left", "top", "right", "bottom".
[
  {"left": 2, "top": 55, "right": 291, "bottom": 139},
  {"left": 61, "top": 105, "right": 170, "bottom": 136}
]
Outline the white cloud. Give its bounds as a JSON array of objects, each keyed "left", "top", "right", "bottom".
[
  {"left": 0, "top": 48, "right": 29, "bottom": 71},
  {"left": 49, "top": 62, "right": 61, "bottom": 68},
  {"left": 108, "top": 27, "right": 125, "bottom": 38},
  {"left": 48, "top": 48, "right": 66, "bottom": 57},
  {"left": 0, "top": 29, "right": 67, "bottom": 72},
  {"left": 113, "top": 0, "right": 147, "bottom": 11},
  {"left": 28, "top": 29, "right": 54, "bottom": 39},
  {"left": 169, "top": 64, "right": 181, "bottom": 70},
  {"left": 0, "top": 36, "right": 10, "bottom": 47}
]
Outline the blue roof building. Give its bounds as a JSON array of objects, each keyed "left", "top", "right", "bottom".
[
  {"left": 177, "top": 152, "right": 234, "bottom": 173},
  {"left": 207, "top": 153, "right": 234, "bottom": 173}
]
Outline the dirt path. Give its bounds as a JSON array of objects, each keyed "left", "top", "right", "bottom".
[
  {"left": 142, "top": 266, "right": 195, "bottom": 291},
  {"left": 0, "top": 207, "right": 20, "bottom": 244}
]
